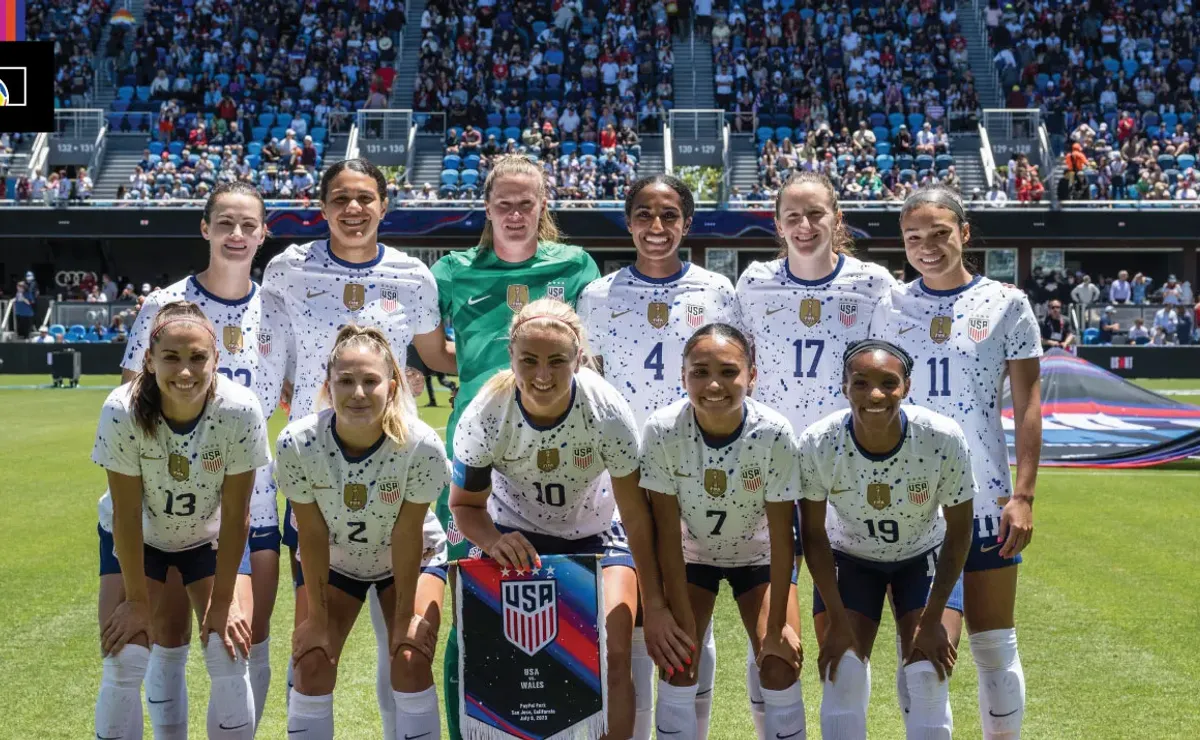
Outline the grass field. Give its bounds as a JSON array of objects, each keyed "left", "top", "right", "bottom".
[{"left": 2, "top": 374, "right": 1198, "bottom": 739}]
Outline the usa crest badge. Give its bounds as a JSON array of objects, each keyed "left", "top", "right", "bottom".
[
  {"left": 867, "top": 483, "right": 891, "bottom": 510},
  {"left": 907, "top": 481, "right": 930, "bottom": 506},
  {"left": 741, "top": 465, "right": 763, "bottom": 493},
  {"left": 201, "top": 448, "right": 224, "bottom": 474},
  {"left": 647, "top": 301, "right": 669, "bottom": 328},
  {"left": 968, "top": 316, "right": 990, "bottom": 343},
  {"left": 929, "top": 316, "right": 953, "bottom": 344},
  {"left": 343, "top": 482, "right": 368, "bottom": 511},
  {"left": 343, "top": 283, "right": 366, "bottom": 311},
  {"left": 502, "top": 579, "right": 559, "bottom": 657},
  {"left": 686, "top": 304, "right": 705, "bottom": 329},
  {"left": 447, "top": 518, "right": 465, "bottom": 545},
  {"left": 378, "top": 479, "right": 402, "bottom": 505},
  {"left": 800, "top": 298, "right": 822, "bottom": 327},
  {"left": 380, "top": 286, "right": 400, "bottom": 314},
  {"left": 545, "top": 283, "right": 566, "bottom": 302},
  {"left": 168, "top": 453, "right": 190, "bottom": 482},
  {"left": 839, "top": 302, "right": 858, "bottom": 327},
  {"left": 507, "top": 284, "right": 530, "bottom": 312},
  {"left": 223, "top": 325, "right": 243, "bottom": 353},
  {"left": 258, "top": 332, "right": 271, "bottom": 356},
  {"left": 704, "top": 469, "right": 727, "bottom": 498},
  {"left": 537, "top": 448, "right": 560, "bottom": 472},
  {"left": 573, "top": 446, "right": 594, "bottom": 469}
]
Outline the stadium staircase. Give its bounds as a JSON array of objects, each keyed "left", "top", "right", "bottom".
[
  {"left": 672, "top": 26, "right": 716, "bottom": 111},
  {"left": 92, "top": 137, "right": 152, "bottom": 199},
  {"left": 727, "top": 136, "right": 760, "bottom": 196},
  {"left": 638, "top": 135, "right": 665, "bottom": 180},
  {"left": 950, "top": 132, "right": 988, "bottom": 195},
  {"left": 5, "top": 136, "right": 36, "bottom": 178},
  {"left": 408, "top": 133, "right": 449, "bottom": 189},
  {"left": 391, "top": 0, "right": 427, "bottom": 107},
  {"left": 957, "top": 0, "right": 1001, "bottom": 109},
  {"left": 92, "top": 0, "right": 146, "bottom": 114}
]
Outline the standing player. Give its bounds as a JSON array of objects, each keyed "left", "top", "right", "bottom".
[
  {"left": 870, "top": 185, "right": 1042, "bottom": 739},
  {"left": 798, "top": 341, "right": 974, "bottom": 739},
  {"left": 640, "top": 324, "right": 805, "bottom": 740},
  {"left": 277, "top": 326, "right": 449, "bottom": 738},
  {"left": 449, "top": 299, "right": 689, "bottom": 740},
  {"left": 92, "top": 302, "right": 269, "bottom": 740},
  {"left": 263, "top": 157, "right": 457, "bottom": 740},
  {"left": 577, "top": 174, "right": 741, "bottom": 739},
  {"left": 97, "top": 181, "right": 292, "bottom": 735},
  {"left": 430, "top": 155, "right": 600, "bottom": 739}
]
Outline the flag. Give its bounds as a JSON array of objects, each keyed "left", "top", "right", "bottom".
[
  {"left": 1109, "top": 356, "right": 1133, "bottom": 370},
  {"left": 0, "top": 0, "right": 24, "bottom": 41},
  {"left": 457, "top": 554, "right": 608, "bottom": 740}
]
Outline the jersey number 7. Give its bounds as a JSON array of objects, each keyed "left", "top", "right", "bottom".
[{"left": 706, "top": 509, "right": 727, "bottom": 536}]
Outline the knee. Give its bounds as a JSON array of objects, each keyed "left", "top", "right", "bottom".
[
  {"left": 758, "top": 655, "right": 798, "bottom": 691},
  {"left": 823, "top": 652, "right": 869, "bottom": 711},
  {"left": 392, "top": 649, "right": 434, "bottom": 693},
  {"left": 152, "top": 611, "right": 191, "bottom": 647},
  {"left": 903, "top": 661, "right": 947, "bottom": 703},
  {"left": 294, "top": 649, "right": 337, "bottom": 695}
]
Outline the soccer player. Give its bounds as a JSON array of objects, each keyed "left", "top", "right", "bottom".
[
  {"left": 798, "top": 340, "right": 974, "bottom": 739},
  {"left": 430, "top": 155, "right": 600, "bottom": 739},
  {"left": 448, "top": 299, "right": 688, "bottom": 740},
  {"left": 640, "top": 324, "right": 805, "bottom": 740},
  {"left": 264, "top": 158, "right": 457, "bottom": 739},
  {"left": 870, "top": 185, "right": 1042, "bottom": 739},
  {"left": 277, "top": 326, "right": 449, "bottom": 739},
  {"left": 92, "top": 302, "right": 270, "bottom": 740},
  {"left": 577, "top": 174, "right": 741, "bottom": 739},
  {"left": 97, "top": 181, "right": 292, "bottom": 735}
]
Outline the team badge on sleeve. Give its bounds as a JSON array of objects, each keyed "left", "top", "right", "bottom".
[
  {"left": 839, "top": 302, "right": 859, "bottom": 327},
  {"left": 573, "top": 446, "right": 594, "bottom": 469},
  {"left": 258, "top": 332, "right": 271, "bottom": 356},
  {"left": 502, "top": 579, "right": 559, "bottom": 656},
  {"left": 378, "top": 479, "right": 402, "bottom": 505},
  {"left": 223, "top": 326, "right": 243, "bottom": 353},
  {"left": 536, "top": 448, "right": 560, "bottom": 472},
  {"left": 507, "top": 284, "right": 530, "bottom": 312},
  {"left": 168, "top": 453, "right": 190, "bottom": 482},
  {"left": 929, "top": 316, "right": 953, "bottom": 344},
  {"left": 647, "top": 301, "right": 670, "bottom": 328},
  {"left": 800, "top": 298, "right": 822, "bottom": 327},
  {"left": 867, "top": 483, "right": 892, "bottom": 510},
  {"left": 907, "top": 480, "right": 931, "bottom": 506},
  {"left": 343, "top": 482, "right": 368, "bottom": 511},
  {"left": 686, "top": 304, "right": 705, "bottom": 329},
  {"left": 968, "top": 316, "right": 991, "bottom": 343},
  {"left": 704, "top": 469, "right": 727, "bottom": 498},
  {"left": 201, "top": 448, "right": 224, "bottom": 474},
  {"left": 741, "top": 465, "right": 763, "bottom": 493},
  {"left": 380, "top": 286, "right": 400, "bottom": 314},
  {"left": 343, "top": 283, "right": 366, "bottom": 311},
  {"left": 545, "top": 283, "right": 566, "bottom": 302}
]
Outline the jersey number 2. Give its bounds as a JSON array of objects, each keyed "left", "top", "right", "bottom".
[
  {"left": 218, "top": 367, "right": 252, "bottom": 388},
  {"left": 348, "top": 521, "right": 368, "bottom": 543},
  {"left": 644, "top": 342, "right": 664, "bottom": 381}
]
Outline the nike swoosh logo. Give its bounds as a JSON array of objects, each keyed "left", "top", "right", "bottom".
[
  {"left": 147, "top": 697, "right": 172, "bottom": 704},
  {"left": 405, "top": 734, "right": 432, "bottom": 740},
  {"left": 776, "top": 732, "right": 804, "bottom": 739},
  {"left": 219, "top": 723, "right": 249, "bottom": 731},
  {"left": 306, "top": 289, "right": 327, "bottom": 298},
  {"left": 980, "top": 543, "right": 1001, "bottom": 553},
  {"left": 611, "top": 309, "right": 632, "bottom": 319},
  {"left": 765, "top": 307, "right": 787, "bottom": 315},
  {"left": 250, "top": 531, "right": 274, "bottom": 539},
  {"left": 831, "top": 488, "right": 852, "bottom": 495},
  {"left": 898, "top": 326, "right": 916, "bottom": 334},
  {"left": 287, "top": 729, "right": 308, "bottom": 735},
  {"left": 468, "top": 295, "right": 489, "bottom": 306},
  {"left": 988, "top": 708, "right": 1019, "bottom": 718},
  {"left": 141, "top": 454, "right": 165, "bottom": 460},
  {"left": 674, "top": 470, "right": 693, "bottom": 478},
  {"left": 657, "top": 730, "right": 681, "bottom": 735}
]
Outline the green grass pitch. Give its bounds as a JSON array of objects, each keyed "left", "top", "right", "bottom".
[{"left": 1, "top": 375, "right": 1197, "bottom": 739}]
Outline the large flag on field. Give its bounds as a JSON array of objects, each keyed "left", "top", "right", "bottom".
[
  {"left": 456, "top": 554, "right": 608, "bottom": 740},
  {"left": 1002, "top": 350, "right": 1200, "bottom": 467}
]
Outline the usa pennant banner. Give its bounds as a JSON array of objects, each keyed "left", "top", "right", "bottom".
[{"left": 456, "top": 554, "right": 607, "bottom": 740}]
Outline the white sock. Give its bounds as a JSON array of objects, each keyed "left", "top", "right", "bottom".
[
  {"left": 631, "top": 627, "right": 655, "bottom": 740},
  {"left": 145, "top": 643, "right": 189, "bottom": 739},
  {"left": 820, "top": 652, "right": 870, "bottom": 740},
  {"left": 205, "top": 632, "right": 255, "bottom": 739},
  {"left": 896, "top": 633, "right": 911, "bottom": 716},
  {"left": 693, "top": 624, "right": 716, "bottom": 739},
  {"left": 249, "top": 639, "right": 271, "bottom": 727},
  {"left": 96, "top": 643, "right": 149, "bottom": 740},
  {"left": 287, "top": 690, "right": 333, "bottom": 739},
  {"left": 393, "top": 685, "right": 440, "bottom": 740},
  {"left": 970, "top": 629, "right": 1025, "bottom": 740},
  {"left": 655, "top": 681, "right": 698, "bottom": 739},
  {"left": 762, "top": 680, "right": 806, "bottom": 739},
  {"left": 904, "top": 661, "right": 952, "bottom": 739},
  {"left": 745, "top": 638, "right": 765, "bottom": 740},
  {"left": 368, "top": 587, "right": 397, "bottom": 740},
  {"left": 286, "top": 656, "right": 294, "bottom": 711}
]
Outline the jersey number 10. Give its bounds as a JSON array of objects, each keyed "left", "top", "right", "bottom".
[{"left": 534, "top": 482, "right": 566, "bottom": 507}]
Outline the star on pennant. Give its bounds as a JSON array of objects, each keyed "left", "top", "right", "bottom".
[
  {"left": 545, "top": 565, "right": 556, "bottom": 577},
  {"left": 529, "top": 565, "right": 540, "bottom": 575},
  {"left": 500, "top": 567, "right": 511, "bottom": 577},
  {"left": 515, "top": 567, "right": 526, "bottom": 576}
]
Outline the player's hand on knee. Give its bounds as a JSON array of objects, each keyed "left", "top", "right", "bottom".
[
  {"left": 908, "top": 619, "right": 956, "bottom": 680},
  {"left": 759, "top": 623, "right": 803, "bottom": 673},
  {"left": 101, "top": 599, "right": 152, "bottom": 656},
  {"left": 391, "top": 613, "right": 438, "bottom": 664},
  {"left": 642, "top": 603, "right": 695, "bottom": 676},
  {"left": 292, "top": 617, "right": 335, "bottom": 667},
  {"left": 203, "top": 598, "right": 252, "bottom": 660},
  {"left": 998, "top": 497, "right": 1033, "bottom": 558},
  {"left": 818, "top": 616, "right": 859, "bottom": 682},
  {"left": 488, "top": 532, "right": 540, "bottom": 572}
]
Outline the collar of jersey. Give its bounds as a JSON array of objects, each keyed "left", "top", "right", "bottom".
[
  {"left": 475, "top": 241, "right": 547, "bottom": 269},
  {"left": 324, "top": 240, "right": 384, "bottom": 269},
  {"left": 846, "top": 409, "right": 908, "bottom": 462},
  {"left": 516, "top": 379, "right": 578, "bottom": 431},
  {"left": 161, "top": 399, "right": 209, "bottom": 436},
  {"left": 783, "top": 253, "right": 845, "bottom": 286},
  {"left": 330, "top": 414, "right": 387, "bottom": 462},
  {"left": 188, "top": 275, "right": 257, "bottom": 306},
  {"left": 917, "top": 274, "right": 981, "bottom": 297},
  {"left": 629, "top": 261, "right": 691, "bottom": 285},
  {"left": 695, "top": 402, "right": 747, "bottom": 449}
]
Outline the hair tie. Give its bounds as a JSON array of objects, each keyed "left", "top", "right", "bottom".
[
  {"left": 904, "top": 189, "right": 966, "bottom": 223},
  {"left": 512, "top": 313, "right": 579, "bottom": 339}
]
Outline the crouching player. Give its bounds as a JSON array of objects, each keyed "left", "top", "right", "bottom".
[
  {"left": 799, "top": 340, "right": 974, "bottom": 739},
  {"left": 276, "top": 326, "right": 450, "bottom": 739}
]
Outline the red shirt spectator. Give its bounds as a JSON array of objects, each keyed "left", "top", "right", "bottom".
[
  {"left": 493, "top": 61, "right": 509, "bottom": 81},
  {"left": 600, "top": 125, "right": 618, "bottom": 150},
  {"left": 217, "top": 97, "right": 237, "bottom": 122},
  {"left": 1065, "top": 143, "right": 1088, "bottom": 173},
  {"left": 187, "top": 124, "right": 207, "bottom": 148},
  {"left": 1117, "top": 114, "right": 1135, "bottom": 143}
]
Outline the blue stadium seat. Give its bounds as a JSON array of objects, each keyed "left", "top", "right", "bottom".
[
  {"left": 487, "top": 113, "right": 502, "bottom": 128},
  {"left": 49, "top": 324, "right": 66, "bottom": 337},
  {"left": 463, "top": 154, "right": 481, "bottom": 170},
  {"left": 1158, "top": 154, "right": 1176, "bottom": 169},
  {"left": 460, "top": 169, "right": 480, "bottom": 187},
  {"left": 136, "top": 86, "right": 151, "bottom": 101},
  {"left": 309, "top": 127, "right": 326, "bottom": 142},
  {"left": 581, "top": 142, "right": 597, "bottom": 156},
  {"left": 935, "top": 154, "right": 955, "bottom": 170},
  {"left": 247, "top": 141, "right": 262, "bottom": 155},
  {"left": 561, "top": 141, "right": 576, "bottom": 156},
  {"left": 757, "top": 126, "right": 774, "bottom": 142},
  {"left": 1162, "top": 113, "right": 1179, "bottom": 130},
  {"left": 1177, "top": 154, "right": 1196, "bottom": 171},
  {"left": 1102, "top": 58, "right": 1120, "bottom": 73},
  {"left": 916, "top": 154, "right": 934, "bottom": 170},
  {"left": 868, "top": 112, "right": 886, "bottom": 128},
  {"left": 440, "top": 169, "right": 460, "bottom": 186},
  {"left": 1144, "top": 112, "right": 1160, "bottom": 128},
  {"left": 68, "top": 324, "right": 86, "bottom": 335},
  {"left": 876, "top": 142, "right": 891, "bottom": 156},
  {"left": 908, "top": 113, "right": 925, "bottom": 131},
  {"left": 873, "top": 126, "right": 890, "bottom": 144},
  {"left": 168, "top": 141, "right": 184, "bottom": 155},
  {"left": 775, "top": 126, "right": 793, "bottom": 142},
  {"left": 532, "top": 21, "right": 548, "bottom": 36},
  {"left": 443, "top": 154, "right": 462, "bottom": 170},
  {"left": 118, "top": 86, "right": 134, "bottom": 100},
  {"left": 149, "top": 141, "right": 164, "bottom": 155},
  {"left": 1122, "top": 60, "right": 1139, "bottom": 77},
  {"left": 216, "top": 73, "right": 231, "bottom": 87},
  {"left": 313, "top": 142, "right": 324, "bottom": 156},
  {"left": 258, "top": 113, "right": 274, "bottom": 127},
  {"left": 896, "top": 154, "right": 914, "bottom": 170},
  {"left": 270, "top": 126, "right": 288, "bottom": 140},
  {"left": 876, "top": 154, "right": 894, "bottom": 170},
  {"left": 505, "top": 113, "right": 522, "bottom": 128},
  {"left": 252, "top": 126, "right": 268, "bottom": 141},
  {"left": 1083, "top": 328, "right": 1100, "bottom": 345},
  {"left": 247, "top": 154, "right": 260, "bottom": 169},
  {"left": 503, "top": 126, "right": 521, "bottom": 142},
  {"left": 485, "top": 126, "right": 502, "bottom": 140},
  {"left": 111, "top": 99, "right": 130, "bottom": 112},
  {"left": 888, "top": 112, "right": 905, "bottom": 128},
  {"left": 546, "top": 74, "right": 562, "bottom": 90}
]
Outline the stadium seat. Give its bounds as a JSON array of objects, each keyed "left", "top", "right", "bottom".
[
  {"left": 168, "top": 141, "right": 184, "bottom": 155},
  {"left": 443, "top": 154, "right": 462, "bottom": 170},
  {"left": 896, "top": 154, "right": 915, "bottom": 170},
  {"left": 487, "top": 113, "right": 502, "bottom": 128},
  {"left": 775, "top": 126, "right": 793, "bottom": 142},
  {"left": 876, "top": 142, "right": 891, "bottom": 156},
  {"left": 270, "top": 126, "right": 288, "bottom": 140},
  {"left": 1122, "top": 60, "right": 1139, "bottom": 77},
  {"left": 461, "top": 169, "right": 480, "bottom": 187},
  {"left": 136, "top": 86, "right": 151, "bottom": 101},
  {"left": 888, "top": 113, "right": 905, "bottom": 129},
  {"left": 310, "top": 127, "right": 327, "bottom": 142},
  {"left": 48, "top": 324, "right": 66, "bottom": 338},
  {"left": 581, "top": 142, "right": 597, "bottom": 156},
  {"left": 899, "top": 168, "right": 917, "bottom": 183},
  {"left": 1162, "top": 113, "right": 1179, "bottom": 130},
  {"left": 916, "top": 154, "right": 935, "bottom": 171},
  {"left": 873, "top": 126, "right": 891, "bottom": 144},
  {"left": 505, "top": 113, "right": 522, "bottom": 128},
  {"left": 935, "top": 154, "right": 955, "bottom": 170},
  {"left": 757, "top": 126, "right": 774, "bottom": 142},
  {"left": 907, "top": 113, "right": 925, "bottom": 131},
  {"left": 247, "top": 141, "right": 262, "bottom": 155},
  {"left": 503, "top": 126, "right": 521, "bottom": 142},
  {"left": 149, "top": 141, "right": 164, "bottom": 155},
  {"left": 1177, "top": 154, "right": 1196, "bottom": 171},
  {"left": 876, "top": 154, "right": 894, "bottom": 170},
  {"left": 561, "top": 141, "right": 577, "bottom": 156},
  {"left": 463, "top": 154, "right": 481, "bottom": 170},
  {"left": 257, "top": 113, "right": 274, "bottom": 128},
  {"left": 1158, "top": 154, "right": 1177, "bottom": 169},
  {"left": 1083, "top": 328, "right": 1101, "bottom": 345},
  {"left": 252, "top": 126, "right": 268, "bottom": 141},
  {"left": 118, "top": 86, "right": 134, "bottom": 100},
  {"left": 440, "top": 169, "right": 460, "bottom": 186}
]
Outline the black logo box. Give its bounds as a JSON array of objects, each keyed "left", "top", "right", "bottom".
[{"left": 0, "top": 42, "right": 55, "bottom": 133}]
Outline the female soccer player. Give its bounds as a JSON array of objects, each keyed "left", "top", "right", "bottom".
[
  {"left": 798, "top": 340, "right": 975, "bottom": 739},
  {"left": 449, "top": 299, "right": 688, "bottom": 740},
  {"left": 871, "top": 185, "right": 1042, "bottom": 739},
  {"left": 277, "top": 325, "right": 449, "bottom": 739},
  {"left": 430, "top": 154, "right": 600, "bottom": 739},
  {"left": 265, "top": 157, "right": 456, "bottom": 739},
  {"left": 640, "top": 324, "right": 805, "bottom": 740},
  {"left": 577, "top": 174, "right": 741, "bottom": 739},
  {"left": 98, "top": 181, "right": 291, "bottom": 735},
  {"left": 92, "top": 302, "right": 270, "bottom": 740}
]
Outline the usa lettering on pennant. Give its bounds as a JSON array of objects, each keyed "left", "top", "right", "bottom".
[{"left": 502, "top": 580, "right": 559, "bottom": 657}]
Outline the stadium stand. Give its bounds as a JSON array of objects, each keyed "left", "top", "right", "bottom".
[{"left": 28, "top": 0, "right": 113, "bottom": 108}]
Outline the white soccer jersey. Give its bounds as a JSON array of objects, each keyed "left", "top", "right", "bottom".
[
  {"left": 736, "top": 254, "right": 896, "bottom": 437},
  {"left": 263, "top": 240, "right": 441, "bottom": 420},
  {"left": 798, "top": 406, "right": 975, "bottom": 562},
  {"left": 868, "top": 277, "right": 1042, "bottom": 516},
  {"left": 578, "top": 262, "right": 743, "bottom": 427},
  {"left": 91, "top": 377, "right": 270, "bottom": 552},
  {"left": 107, "top": 276, "right": 293, "bottom": 530},
  {"left": 639, "top": 397, "right": 801, "bottom": 567},
  {"left": 453, "top": 367, "right": 641, "bottom": 539},
  {"left": 275, "top": 410, "right": 449, "bottom": 581}
]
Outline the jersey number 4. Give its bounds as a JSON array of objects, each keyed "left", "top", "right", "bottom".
[
  {"left": 792, "top": 339, "right": 825, "bottom": 378},
  {"left": 644, "top": 342, "right": 665, "bottom": 381}
]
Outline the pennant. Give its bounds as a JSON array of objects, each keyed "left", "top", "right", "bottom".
[{"left": 457, "top": 554, "right": 608, "bottom": 740}]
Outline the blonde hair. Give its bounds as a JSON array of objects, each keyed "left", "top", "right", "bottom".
[
  {"left": 480, "top": 298, "right": 594, "bottom": 399},
  {"left": 773, "top": 171, "right": 855, "bottom": 258},
  {"left": 319, "top": 325, "right": 411, "bottom": 446},
  {"left": 478, "top": 155, "right": 562, "bottom": 249},
  {"left": 130, "top": 301, "right": 219, "bottom": 436}
]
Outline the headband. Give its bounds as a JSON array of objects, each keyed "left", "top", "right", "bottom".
[
  {"left": 843, "top": 339, "right": 915, "bottom": 379},
  {"left": 151, "top": 316, "right": 216, "bottom": 341},
  {"left": 512, "top": 313, "right": 580, "bottom": 339},
  {"left": 903, "top": 189, "right": 966, "bottom": 224}
]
